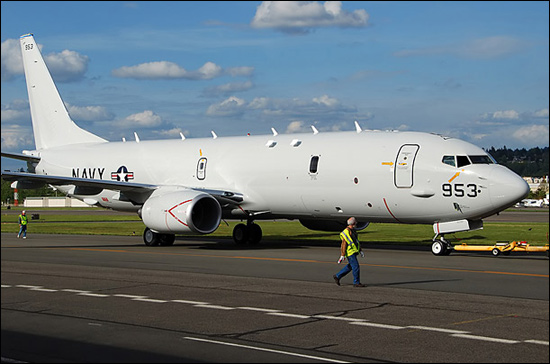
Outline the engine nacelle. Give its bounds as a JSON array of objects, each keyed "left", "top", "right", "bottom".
[
  {"left": 299, "top": 219, "right": 370, "bottom": 232},
  {"left": 141, "top": 189, "right": 221, "bottom": 234}
]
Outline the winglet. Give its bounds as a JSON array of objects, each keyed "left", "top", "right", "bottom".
[
  {"left": 311, "top": 125, "right": 319, "bottom": 135},
  {"left": 180, "top": 132, "right": 186, "bottom": 140},
  {"left": 211, "top": 131, "right": 218, "bottom": 139},
  {"left": 271, "top": 127, "right": 278, "bottom": 136}
]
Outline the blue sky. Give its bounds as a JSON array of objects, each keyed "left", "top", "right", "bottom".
[{"left": 1, "top": 1, "right": 548, "bottom": 170}]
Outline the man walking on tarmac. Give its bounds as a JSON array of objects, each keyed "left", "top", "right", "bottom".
[
  {"left": 333, "top": 217, "right": 365, "bottom": 287},
  {"left": 17, "top": 210, "right": 28, "bottom": 239}
]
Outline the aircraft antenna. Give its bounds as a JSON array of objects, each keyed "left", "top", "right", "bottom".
[{"left": 354, "top": 121, "right": 362, "bottom": 133}]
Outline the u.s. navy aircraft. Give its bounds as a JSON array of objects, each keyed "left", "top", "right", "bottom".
[{"left": 2, "top": 34, "right": 530, "bottom": 254}]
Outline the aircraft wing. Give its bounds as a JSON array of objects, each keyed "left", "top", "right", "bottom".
[
  {"left": 1, "top": 171, "right": 244, "bottom": 206},
  {"left": 1, "top": 151, "right": 41, "bottom": 163}
]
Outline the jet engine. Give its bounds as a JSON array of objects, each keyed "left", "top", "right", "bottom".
[
  {"left": 141, "top": 189, "right": 221, "bottom": 234},
  {"left": 299, "top": 219, "right": 370, "bottom": 232}
]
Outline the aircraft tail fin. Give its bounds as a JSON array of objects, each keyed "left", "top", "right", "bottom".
[{"left": 19, "top": 34, "right": 106, "bottom": 150}]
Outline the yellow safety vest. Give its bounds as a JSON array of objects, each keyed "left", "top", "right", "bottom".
[
  {"left": 340, "top": 227, "right": 360, "bottom": 257},
  {"left": 19, "top": 215, "right": 28, "bottom": 225}
]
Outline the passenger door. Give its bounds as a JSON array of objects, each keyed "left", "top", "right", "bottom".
[{"left": 394, "top": 144, "right": 419, "bottom": 188}]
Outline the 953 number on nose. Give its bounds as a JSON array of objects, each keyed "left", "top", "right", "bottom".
[{"left": 442, "top": 183, "right": 479, "bottom": 198}]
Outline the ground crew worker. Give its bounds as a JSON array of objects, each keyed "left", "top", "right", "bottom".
[
  {"left": 17, "top": 210, "right": 28, "bottom": 239},
  {"left": 333, "top": 217, "right": 365, "bottom": 287}
]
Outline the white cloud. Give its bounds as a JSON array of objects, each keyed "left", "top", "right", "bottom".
[
  {"left": 1, "top": 124, "right": 34, "bottom": 150},
  {"left": 1, "top": 99, "right": 29, "bottom": 122},
  {"left": 491, "top": 110, "right": 520, "bottom": 120},
  {"left": 533, "top": 108, "right": 549, "bottom": 118},
  {"left": 44, "top": 50, "right": 89, "bottom": 82},
  {"left": 1, "top": 39, "right": 23, "bottom": 81},
  {"left": 118, "top": 110, "right": 162, "bottom": 128},
  {"left": 1, "top": 38, "right": 88, "bottom": 82},
  {"left": 286, "top": 120, "right": 309, "bottom": 133},
  {"left": 313, "top": 94, "right": 338, "bottom": 107},
  {"left": 65, "top": 103, "right": 114, "bottom": 122},
  {"left": 206, "top": 96, "right": 247, "bottom": 116},
  {"left": 512, "top": 125, "right": 549, "bottom": 144},
  {"left": 251, "top": 1, "right": 369, "bottom": 34},
  {"left": 112, "top": 61, "right": 253, "bottom": 80}
]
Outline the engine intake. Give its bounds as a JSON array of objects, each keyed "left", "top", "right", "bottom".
[{"left": 141, "top": 189, "right": 221, "bottom": 234}]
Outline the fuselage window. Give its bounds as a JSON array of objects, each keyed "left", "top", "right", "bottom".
[
  {"left": 469, "top": 155, "right": 495, "bottom": 164},
  {"left": 309, "top": 156, "right": 320, "bottom": 174},
  {"left": 442, "top": 155, "right": 456, "bottom": 167},
  {"left": 456, "top": 155, "right": 471, "bottom": 168}
]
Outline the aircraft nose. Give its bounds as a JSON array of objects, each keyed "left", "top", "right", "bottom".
[{"left": 489, "top": 165, "right": 529, "bottom": 210}]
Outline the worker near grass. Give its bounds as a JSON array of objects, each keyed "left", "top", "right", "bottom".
[
  {"left": 333, "top": 217, "right": 365, "bottom": 287},
  {"left": 17, "top": 210, "right": 28, "bottom": 239}
]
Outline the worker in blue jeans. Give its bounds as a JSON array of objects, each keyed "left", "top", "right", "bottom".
[
  {"left": 333, "top": 217, "right": 365, "bottom": 287},
  {"left": 17, "top": 210, "right": 28, "bottom": 239}
]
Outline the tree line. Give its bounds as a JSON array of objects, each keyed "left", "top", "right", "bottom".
[{"left": 486, "top": 146, "right": 549, "bottom": 177}]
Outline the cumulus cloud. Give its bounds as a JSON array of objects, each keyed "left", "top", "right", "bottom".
[
  {"left": 1, "top": 39, "right": 22, "bottom": 82},
  {"left": 512, "top": 125, "right": 549, "bottom": 145},
  {"left": 206, "top": 96, "right": 247, "bottom": 116},
  {"left": 65, "top": 103, "right": 114, "bottom": 122},
  {"left": 117, "top": 110, "right": 162, "bottom": 128},
  {"left": 1, "top": 38, "right": 89, "bottom": 82},
  {"left": 206, "top": 94, "right": 357, "bottom": 127},
  {"left": 251, "top": 1, "right": 369, "bottom": 34},
  {"left": 112, "top": 61, "right": 253, "bottom": 80},
  {"left": 1, "top": 99, "right": 30, "bottom": 122},
  {"left": 44, "top": 50, "right": 89, "bottom": 82}
]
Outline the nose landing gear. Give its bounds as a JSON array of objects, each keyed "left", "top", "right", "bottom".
[{"left": 431, "top": 234, "right": 452, "bottom": 256}]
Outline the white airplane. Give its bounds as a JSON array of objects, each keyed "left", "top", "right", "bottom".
[{"left": 2, "top": 34, "right": 530, "bottom": 255}]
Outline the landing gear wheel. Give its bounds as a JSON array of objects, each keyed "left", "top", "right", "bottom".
[
  {"left": 233, "top": 223, "right": 249, "bottom": 245},
  {"left": 159, "top": 234, "right": 175, "bottom": 246},
  {"left": 431, "top": 241, "right": 446, "bottom": 256},
  {"left": 492, "top": 248, "right": 500, "bottom": 256},
  {"left": 143, "top": 228, "right": 159, "bottom": 246},
  {"left": 248, "top": 223, "right": 262, "bottom": 245},
  {"left": 232, "top": 222, "right": 263, "bottom": 245}
]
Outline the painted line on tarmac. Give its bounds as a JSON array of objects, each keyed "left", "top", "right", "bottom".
[
  {"left": 183, "top": 336, "right": 350, "bottom": 363},
  {"left": 4, "top": 283, "right": 549, "bottom": 347}
]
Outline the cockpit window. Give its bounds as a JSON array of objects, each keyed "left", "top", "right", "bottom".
[
  {"left": 456, "top": 155, "right": 471, "bottom": 168},
  {"left": 442, "top": 154, "right": 496, "bottom": 168},
  {"left": 469, "top": 155, "right": 495, "bottom": 164},
  {"left": 442, "top": 156, "right": 456, "bottom": 167}
]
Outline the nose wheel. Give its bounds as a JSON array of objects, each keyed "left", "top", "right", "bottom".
[
  {"left": 233, "top": 222, "right": 262, "bottom": 245},
  {"left": 432, "top": 235, "right": 452, "bottom": 256}
]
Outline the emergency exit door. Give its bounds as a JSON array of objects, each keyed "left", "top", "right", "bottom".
[{"left": 394, "top": 144, "right": 419, "bottom": 188}]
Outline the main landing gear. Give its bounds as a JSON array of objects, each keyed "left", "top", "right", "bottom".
[
  {"left": 431, "top": 234, "right": 452, "bottom": 256},
  {"left": 143, "top": 227, "right": 175, "bottom": 246},
  {"left": 232, "top": 221, "right": 263, "bottom": 245}
]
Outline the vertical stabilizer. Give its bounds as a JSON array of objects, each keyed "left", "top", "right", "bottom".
[{"left": 19, "top": 34, "right": 106, "bottom": 150}]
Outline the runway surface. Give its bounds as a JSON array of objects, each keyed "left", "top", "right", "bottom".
[{"left": 1, "top": 232, "right": 548, "bottom": 363}]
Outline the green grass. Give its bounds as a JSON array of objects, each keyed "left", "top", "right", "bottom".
[{"left": 2, "top": 208, "right": 548, "bottom": 245}]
